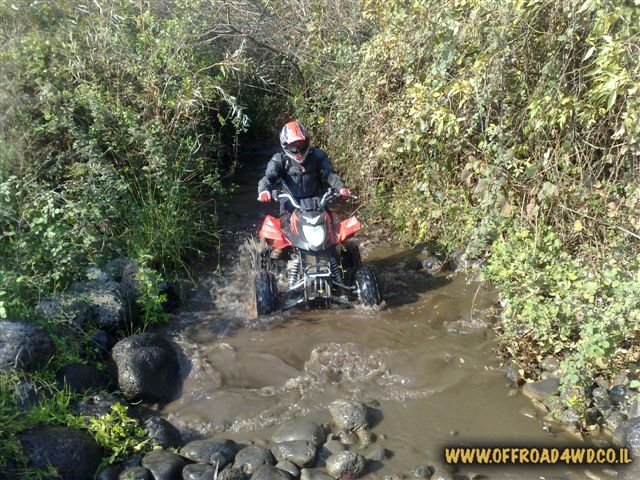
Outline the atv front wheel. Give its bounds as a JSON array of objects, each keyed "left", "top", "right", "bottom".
[
  {"left": 355, "top": 265, "right": 382, "bottom": 307},
  {"left": 254, "top": 270, "right": 278, "bottom": 315}
]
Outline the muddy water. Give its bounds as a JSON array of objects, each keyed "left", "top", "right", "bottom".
[{"left": 162, "top": 154, "right": 616, "bottom": 480}]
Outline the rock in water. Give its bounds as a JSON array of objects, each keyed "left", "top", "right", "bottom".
[
  {"left": 251, "top": 465, "right": 292, "bottom": 480},
  {"left": 0, "top": 320, "right": 55, "bottom": 371},
  {"left": 325, "top": 452, "right": 366, "bottom": 479},
  {"left": 276, "top": 460, "right": 300, "bottom": 478},
  {"left": 112, "top": 333, "right": 180, "bottom": 402},
  {"left": 272, "top": 420, "right": 327, "bottom": 447},
  {"left": 96, "top": 464, "right": 122, "bottom": 480},
  {"left": 328, "top": 400, "right": 369, "bottom": 432},
  {"left": 180, "top": 438, "right": 237, "bottom": 467},
  {"left": 235, "top": 446, "right": 276, "bottom": 475},
  {"left": 141, "top": 449, "right": 185, "bottom": 480},
  {"left": 182, "top": 463, "right": 216, "bottom": 480},
  {"left": 300, "top": 469, "right": 336, "bottom": 480},
  {"left": 272, "top": 440, "right": 317, "bottom": 467},
  {"left": 19, "top": 426, "right": 102, "bottom": 480},
  {"left": 521, "top": 378, "right": 559, "bottom": 402}
]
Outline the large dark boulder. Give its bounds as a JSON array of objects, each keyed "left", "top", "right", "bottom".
[
  {"left": 272, "top": 420, "right": 326, "bottom": 447},
  {"left": 76, "top": 392, "right": 123, "bottom": 417},
  {"left": 0, "top": 320, "right": 55, "bottom": 371},
  {"left": 19, "top": 426, "right": 102, "bottom": 480},
  {"left": 112, "top": 333, "right": 181, "bottom": 403}
]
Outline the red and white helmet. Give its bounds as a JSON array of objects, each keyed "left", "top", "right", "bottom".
[{"left": 280, "top": 121, "right": 310, "bottom": 165}]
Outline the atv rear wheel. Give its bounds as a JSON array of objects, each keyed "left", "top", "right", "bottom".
[
  {"left": 254, "top": 270, "right": 278, "bottom": 315},
  {"left": 355, "top": 265, "right": 382, "bottom": 306}
]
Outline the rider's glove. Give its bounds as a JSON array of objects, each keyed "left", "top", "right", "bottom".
[
  {"left": 258, "top": 191, "right": 272, "bottom": 202},
  {"left": 339, "top": 188, "right": 351, "bottom": 197}
]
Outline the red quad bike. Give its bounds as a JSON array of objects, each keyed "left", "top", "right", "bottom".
[{"left": 254, "top": 188, "right": 382, "bottom": 315}]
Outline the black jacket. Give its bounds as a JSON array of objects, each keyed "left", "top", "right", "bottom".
[{"left": 257, "top": 148, "right": 344, "bottom": 199}]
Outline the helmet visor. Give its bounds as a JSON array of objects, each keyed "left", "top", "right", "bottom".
[{"left": 286, "top": 140, "right": 309, "bottom": 156}]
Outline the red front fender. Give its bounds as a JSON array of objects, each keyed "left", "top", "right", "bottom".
[
  {"left": 337, "top": 216, "right": 361, "bottom": 243},
  {"left": 259, "top": 215, "right": 292, "bottom": 249}
]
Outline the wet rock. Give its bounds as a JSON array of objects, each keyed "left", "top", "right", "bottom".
[
  {"left": 119, "top": 467, "right": 151, "bottom": 480},
  {"left": 614, "top": 417, "right": 640, "bottom": 457},
  {"left": 144, "top": 416, "right": 182, "bottom": 448},
  {"left": 20, "top": 426, "right": 102, "bottom": 480},
  {"left": 88, "top": 281, "right": 130, "bottom": 331},
  {"left": 605, "top": 411, "right": 627, "bottom": 432},
  {"left": 57, "top": 362, "right": 109, "bottom": 392},
  {"left": 182, "top": 463, "right": 216, "bottom": 480},
  {"left": 235, "top": 446, "right": 276, "bottom": 475},
  {"left": 325, "top": 451, "right": 366, "bottom": 479},
  {"left": 316, "top": 440, "right": 345, "bottom": 466},
  {"left": 335, "top": 429, "right": 359, "bottom": 447},
  {"left": 36, "top": 295, "right": 92, "bottom": 328},
  {"left": 76, "top": 392, "right": 122, "bottom": 417},
  {"left": 384, "top": 475, "right": 406, "bottom": 480},
  {"left": 356, "top": 429, "right": 374, "bottom": 448},
  {"left": 251, "top": 465, "right": 292, "bottom": 480},
  {"left": 180, "top": 438, "right": 237, "bottom": 467},
  {"left": 218, "top": 465, "right": 245, "bottom": 480},
  {"left": 410, "top": 465, "right": 435, "bottom": 479},
  {"left": 0, "top": 320, "right": 55, "bottom": 371},
  {"left": 276, "top": 460, "right": 300, "bottom": 478},
  {"left": 272, "top": 440, "right": 317, "bottom": 467},
  {"left": 96, "top": 464, "right": 123, "bottom": 480},
  {"left": 300, "top": 469, "right": 335, "bottom": 480},
  {"left": 503, "top": 362, "right": 522, "bottom": 385},
  {"left": 272, "top": 420, "right": 327, "bottom": 447},
  {"left": 112, "top": 333, "right": 180, "bottom": 403},
  {"left": 420, "top": 255, "right": 445, "bottom": 275},
  {"left": 328, "top": 400, "right": 369, "bottom": 432},
  {"left": 521, "top": 377, "right": 559, "bottom": 402},
  {"left": 141, "top": 449, "right": 186, "bottom": 480},
  {"left": 610, "top": 385, "right": 628, "bottom": 405},
  {"left": 366, "top": 447, "right": 391, "bottom": 462}
]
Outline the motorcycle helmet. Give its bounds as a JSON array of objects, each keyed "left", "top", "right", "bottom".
[{"left": 280, "top": 121, "right": 310, "bottom": 166}]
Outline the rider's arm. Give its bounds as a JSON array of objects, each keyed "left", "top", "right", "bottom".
[
  {"left": 317, "top": 149, "right": 345, "bottom": 190},
  {"left": 257, "top": 154, "right": 285, "bottom": 194}
]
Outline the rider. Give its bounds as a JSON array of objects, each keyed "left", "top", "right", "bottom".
[{"left": 257, "top": 120, "right": 351, "bottom": 258}]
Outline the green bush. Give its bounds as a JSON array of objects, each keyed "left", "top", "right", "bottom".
[{"left": 272, "top": 0, "right": 640, "bottom": 404}]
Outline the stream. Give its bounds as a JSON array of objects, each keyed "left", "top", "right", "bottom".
[{"left": 160, "top": 152, "right": 618, "bottom": 480}]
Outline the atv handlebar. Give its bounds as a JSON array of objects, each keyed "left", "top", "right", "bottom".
[{"left": 271, "top": 188, "right": 357, "bottom": 211}]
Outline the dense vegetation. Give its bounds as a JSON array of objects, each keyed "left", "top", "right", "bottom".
[
  {"left": 1, "top": 0, "right": 640, "bottom": 475},
  {"left": 280, "top": 0, "right": 640, "bottom": 414}
]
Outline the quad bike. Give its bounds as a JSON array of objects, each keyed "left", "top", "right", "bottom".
[{"left": 253, "top": 188, "right": 382, "bottom": 315}]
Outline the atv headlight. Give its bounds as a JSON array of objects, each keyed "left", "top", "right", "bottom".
[{"left": 302, "top": 225, "right": 326, "bottom": 247}]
